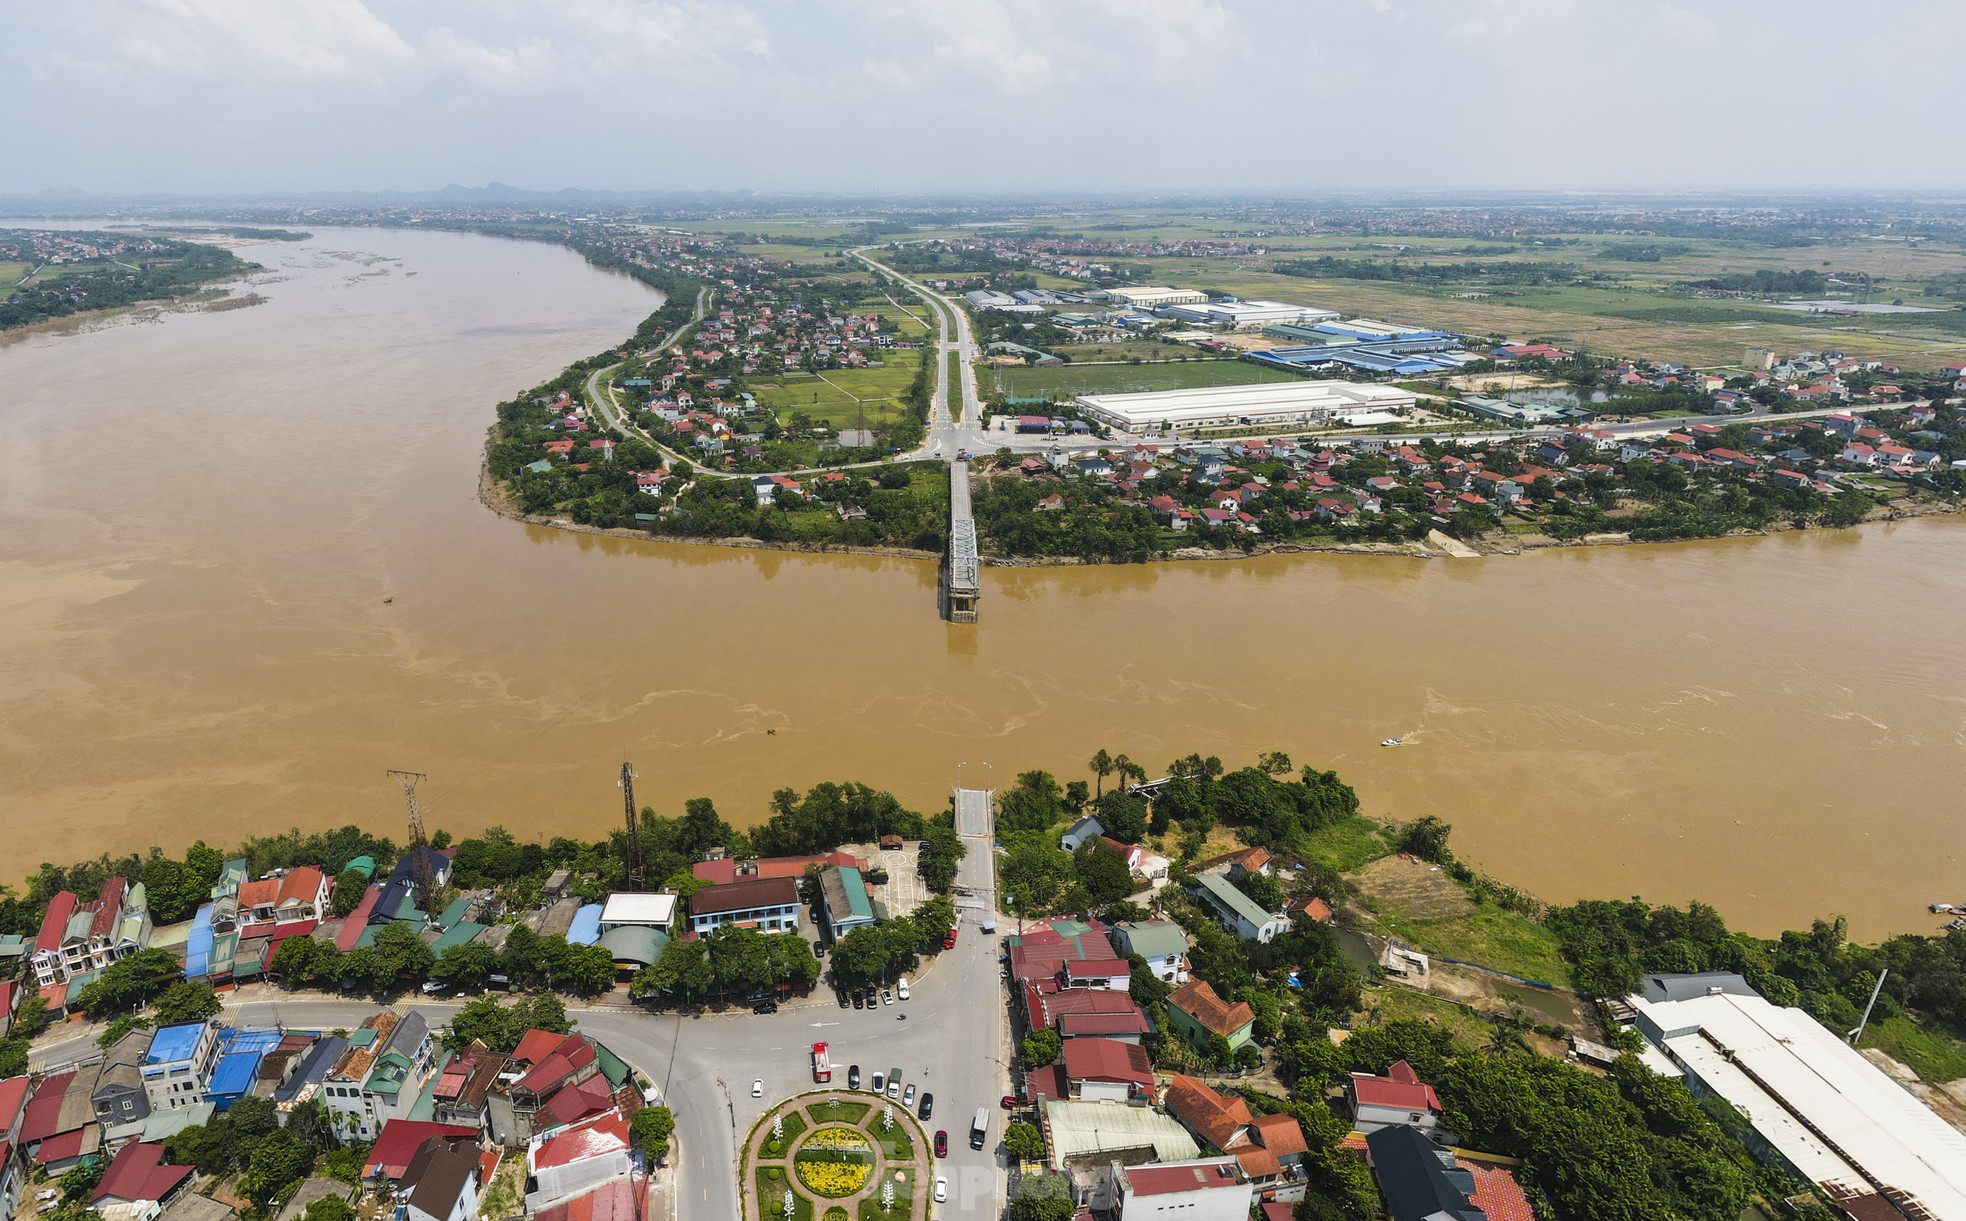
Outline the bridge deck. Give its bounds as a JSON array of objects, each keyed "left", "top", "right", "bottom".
[{"left": 947, "top": 460, "right": 979, "bottom": 622}]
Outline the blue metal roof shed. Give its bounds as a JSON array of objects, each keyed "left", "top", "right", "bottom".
[{"left": 567, "top": 905, "right": 603, "bottom": 946}]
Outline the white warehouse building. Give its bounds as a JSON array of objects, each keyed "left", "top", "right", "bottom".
[
  {"left": 1101, "top": 286, "right": 1208, "bottom": 308},
  {"left": 1159, "top": 300, "right": 1340, "bottom": 329},
  {"left": 1075, "top": 379, "right": 1416, "bottom": 435},
  {"left": 1631, "top": 974, "right": 1966, "bottom": 1221}
]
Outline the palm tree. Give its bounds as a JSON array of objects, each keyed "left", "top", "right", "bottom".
[{"left": 1089, "top": 750, "right": 1114, "bottom": 797}]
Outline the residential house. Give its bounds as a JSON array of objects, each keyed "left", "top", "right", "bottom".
[
  {"left": 92, "top": 1028, "right": 154, "bottom": 1140},
  {"left": 1365, "top": 1124, "right": 1490, "bottom": 1221},
  {"left": 367, "top": 1121, "right": 482, "bottom": 1184},
  {"left": 19, "top": 1069, "right": 100, "bottom": 1172},
  {"left": 685, "top": 876, "right": 800, "bottom": 936},
  {"left": 402, "top": 1136, "right": 488, "bottom": 1221},
  {"left": 236, "top": 868, "right": 330, "bottom": 941},
  {"left": 1111, "top": 1158, "right": 1252, "bottom": 1221},
  {"left": 0, "top": 1131, "right": 20, "bottom": 1221},
  {"left": 1190, "top": 871, "right": 1287, "bottom": 943},
  {"left": 91, "top": 1141, "right": 192, "bottom": 1213},
  {"left": 1159, "top": 1074, "right": 1310, "bottom": 1200},
  {"left": 1346, "top": 1060, "right": 1442, "bottom": 1133},
  {"left": 1284, "top": 896, "right": 1334, "bottom": 924},
  {"left": 30, "top": 877, "right": 149, "bottom": 987},
  {"left": 1057, "top": 1039, "right": 1155, "bottom": 1104},
  {"left": 321, "top": 1010, "right": 435, "bottom": 1142},
  {"left": 524, "top": 1112, "right": 631, "bottom": 1213},
  {"left": 430, "top": 1045, "right": 506, "bottom": 1134},
  {"left": 1110, "top": 921, "right": 1189, "bottom": 985},
  {"left": 1164, "top": 981, "right": 1256, "bottom": 1057},
  {"left": 141, "top": 1023, "right": 221, "bottom": 1115},
  {"left": 487, "top": 1029, "right": 631, "bottom": 1148},
  {"left": 1059, "top": 816, "right": 1105, "bottom": 853}
]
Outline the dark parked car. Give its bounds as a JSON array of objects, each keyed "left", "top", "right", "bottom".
[
  {"left": 864, "top": 986, "right": 879, "bottom": 1007},
  {"left": 917, "top": 1092, "right": 933, "bottom": 1120},
  {"left": 751, "top": 999, "right": 777, "bottom": 1015},
  {"left": 934, "top": 1130, "right": 948, "bottom": 1158},
  {"left": 847, "top": 1065, "right": 861, "bottom": 1090},
  {"left": 837, "top": 990, "right": 849, "bottom": 1009},
  {"left": 813, "top": 940, "right": 827, "bottom": 958},
  {"left": 852, "top": 992, "right": 865, "bottom": 1010}
]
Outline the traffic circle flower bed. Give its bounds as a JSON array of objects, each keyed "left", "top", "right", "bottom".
[{"left": 794, "top": 1127, "right": 875, "bottom": 1197}]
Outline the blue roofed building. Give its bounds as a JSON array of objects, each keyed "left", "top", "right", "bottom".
[
  {"left": 141, "top": 1022, "right": 221, "bottom": 1114},
  {"left": 566, "top": 905, "right": 603, "bottom": 947}
]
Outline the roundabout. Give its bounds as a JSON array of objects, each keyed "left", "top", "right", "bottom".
[{"left": 747, "top": 1091, "right": 936, "bottom": 1221}]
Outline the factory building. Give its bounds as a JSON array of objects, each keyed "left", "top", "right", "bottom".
[
  {"left": 1630, "top": 974, "right": 1966, "bottom": 1221},
  {"left": 1099, "top": 286, "right": 1209, "bottom": 308},
  {"left": 1158, "top": 300, "right": 1340, "bottom": 329},
  {"left": 1074, "top": 380, "right": 1416, "bottom": 436}
]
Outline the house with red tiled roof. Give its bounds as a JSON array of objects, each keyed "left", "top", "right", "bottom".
[
  {"left": 92, "top": 1141, "right": 193, "bottom": 1210},
  {"left": 1058, "top": 1038, "right": 1154, "bottom": 1103},
  {"left": 689, "top": 852, "right": 860, "bottom": 888},
  {"left": 29, "top": 876, "right": 149, "bottom": 988},
  {"left": 237, "top": 867, "right": 330, "bottom": 940},
  {"left": 1346, "top": 1059, "right": 1442, "bottom": 1133},
  {"left": 1285, "top": 896, "right": 1334, "bottom": 924},
  {"left": 1158, "top": 1075, "right": 1310, "bottom": 1202},
  {"left": 367, "top": 1120, "right": 482, "bottom": 1182},
  {"left": 1164, "top": 981, "right": 1256, "bottom": 1056}
]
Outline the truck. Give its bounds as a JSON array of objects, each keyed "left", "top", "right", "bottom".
[{"left": 811, "top": 1042, "right": 832, "bottom": 1084}]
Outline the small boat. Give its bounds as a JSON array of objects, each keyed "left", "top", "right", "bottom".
[
  {"left": 1381, "top": 738, "right": 1404, "bottom": 748},
  {"left": 1933, "top": 903, "right": 1958, "bottom": 914}
]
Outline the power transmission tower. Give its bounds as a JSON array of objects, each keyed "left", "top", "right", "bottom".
[
  {"left": 387, "top": 769, "right": 435, "bottom": 915},
  {"left": 620, "top": 761, "right": 645, "bottom": 889}
]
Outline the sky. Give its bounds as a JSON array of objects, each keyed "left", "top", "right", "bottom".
[{"left": 4, "top": 0, "right": 1964, "bottom": 198}]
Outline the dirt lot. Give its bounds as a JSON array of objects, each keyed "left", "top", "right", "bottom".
[
  {"left": 1862, "top": 1048, "right": 1966, "bottom": 1137},
  {"left": 1350, "top": 854, "right": 1474, "bottom": 921}
]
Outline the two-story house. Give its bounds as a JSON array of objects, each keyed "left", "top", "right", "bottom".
[
  {"left": 1189, "top": 870, "right": 1287, "bottom": 943},
  {"left": 684, "top": 876, "right": 800, "bottom": 936},
  {"left": 1111, "top": 921, "right": 1190, "bottom": 985},
  {"left": 91, "top": 1028, "right": 154, "bottom": 1140},
  {"left": 1164, "top": 981, "right": 1256, "bottom": 1057},
  {"left": 236, "top": 867, "right": 331, "bottom": 940}
]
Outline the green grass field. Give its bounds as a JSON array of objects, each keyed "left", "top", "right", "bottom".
[
  {"left": 1353, "top": 903, "right": 1573, "bottom": 990},
  {"left": 1291, "top": 814, "right": 1395, "bottom": 874},
  {"left": 1860, "top": 1014, "right": 1966, "bottom": 1084},
  {"left": 0, "top": 262, "right": 28, "bottom": 287},
  {"left": 983, "top": 358, "right": 1296, "bottom": 400},
  {"left": 751, "top": 362, "right": 920, "bottom": 431}
]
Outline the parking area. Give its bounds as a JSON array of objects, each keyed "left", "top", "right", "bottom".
[{"left": 842, "top": 838, "right": 930, "bottom": 917}]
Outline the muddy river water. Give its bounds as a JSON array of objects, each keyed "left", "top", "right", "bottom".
[{"left": 2, "top": 225, "right": 1961, "bottom": 937}]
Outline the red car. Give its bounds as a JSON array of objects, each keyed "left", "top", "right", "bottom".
[
  {"left": 943, "top": 926, "right": 959, "bottom": 950},
  {"left": 934, "top": 1130, "right": 948, "bottom": 1158},
  {"left": 1001, "top": 1094, "right": 1016, "bottom": 1110}
]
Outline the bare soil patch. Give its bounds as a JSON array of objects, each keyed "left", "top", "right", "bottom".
[{"left": 1351, "top": 854, "right": 1475, "bottom": 921}]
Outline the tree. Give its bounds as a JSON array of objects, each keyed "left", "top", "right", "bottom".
[
  {"left": 917, "top": 822, "right": 967, "bottom": 894},
  {"left": 1008, "top": 1173, "right": 1075, "bottom": 1221},
  {"left": 76, "top": 948, "right": 186, "bottom": 1018},
  {"left": 1258, "top": 750, "right": 1293, "bottom": 776},
  {"left": 1064, "top": 780, "right": 1089, "bottom": 813},
  {"left": 631, "top": 1105, "right": 675, "bottom": 1162},
  {"left": 96, "top": 1014, "right": 153, "bottom": 1051},
  {"left": 241, "top": 1128, "right": 311, "bottom": 1204},
  {"left": 1396, "top": 816, "right": 1453, "bottom": 864},
  {"left": 1089, "top": 750, "right": 1114, "bottom": 797},
  {"left": 164, "top": 1123, "right": 233, "bottom": 1177},
  {"left": 370, "top": 920, "right": 437, "bottom": 983},
  {"left": 998, "top": 770, "right": 1066, "bottom": 833},
  {"left": 331, "top": 869, "right": 370, "bottom": 917},
  {"left": 1074, "top": 842, "right": 1135, "bottom": 908},
  {"left": 1020, "top": 1028, "right": 1062, "bottom": 1067},
  {"left": 432, "top": 943, "right": 500, "bottom": 991},
  {"left": 302, "top": 1198, "right": 356, "bottom": 1221},
  {"left": 1090, "top": 790, "right": 1147, "bottom": 843},
  {"left": 0, "top": 1038, "right": 28, "bottom": 1078},
  {"left": 1232, "top": 869, "right": 1285, "bottom": 914},
  {"left": 1003, "top": 1121, "right": 1044, "bottom": 1162},
  {"left": 152, "top": 980, "right": 222, "bottom": 1025},
  {"left": 556, "top": 943, "right": 619, "bottom": 996},
  {"left": 633, "top": 937, "right": 712, "bottom": 1002}
]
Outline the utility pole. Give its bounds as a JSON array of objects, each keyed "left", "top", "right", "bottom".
[
  {"left": 1849, "top": 968, "right": 1889, "bottom": 1045},
  {"left": 620, "top": 761, "right": 645, "bottom": 890},
  {"left": 387, "top": 769, "right": 434, "bottom": 915}
]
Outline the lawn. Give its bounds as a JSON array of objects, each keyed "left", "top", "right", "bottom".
[
  {"left": 751, "top": 362, "right": 921, "bottom": 432},
  {"left": 1290, "top": 814, "right": 1394, "bottom": 873},
  {"left": 984, "top": 359, "right": 1296, "bottom": 400},
  {"left": 756, "top": 1165, "right": 815, "bottom": 1221},
  {"left": 807, "top": 1099, "right": 872, "bottom": 1125},
  {"left": 0, "top": 261, "right": 28, "bottom": 287},
  {"left": 1860, "top": 1014, "right": 1966, "bottom": 1084},
  {"left": 760, "top": 1110, "right": 809, "bottom": 1157},
  {"left": 856, "top": 1168, "right": 915, "bottom": 1221}
]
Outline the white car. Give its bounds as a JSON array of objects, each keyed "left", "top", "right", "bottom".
[
  {"left": 751, "top": 1079, "right": 764, "bottom": 1098},
  {"left": 933, "top": 1176, "right": 948, "bottom": 1203},
  {"left": 897, "top": 976, "right": 910, "bottom": 1000}
]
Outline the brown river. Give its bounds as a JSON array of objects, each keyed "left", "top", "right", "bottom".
[{"left": 2, "top": 225, "right": 1961, "bottom": 938}]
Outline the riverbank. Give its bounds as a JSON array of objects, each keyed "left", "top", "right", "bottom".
[{"left": 479, "top": 448, "right": 1964, "bottom": 566}]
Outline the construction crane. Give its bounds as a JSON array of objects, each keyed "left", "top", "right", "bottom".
[
  {"left": 387, "top": 769, "right": 436, "bottom": 916},
  {"left": 620, "top": 761, "right": 645, "bottom": 889}
]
